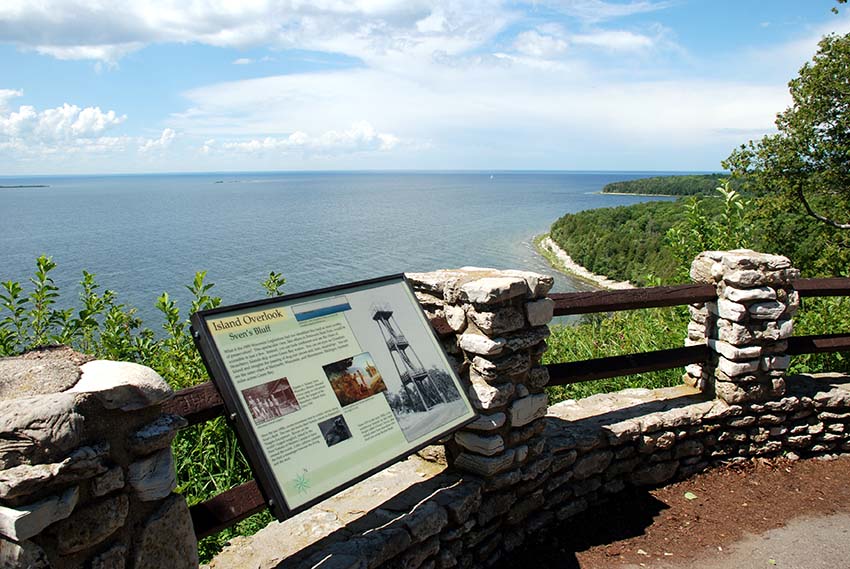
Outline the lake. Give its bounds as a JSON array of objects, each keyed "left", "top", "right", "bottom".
[{"left": 1, "top": 171, "right": 677, "bottom": 325}]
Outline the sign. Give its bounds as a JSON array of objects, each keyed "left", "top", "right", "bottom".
[{"left": 191, "top": 275, "right": 476, "bottom": 519}]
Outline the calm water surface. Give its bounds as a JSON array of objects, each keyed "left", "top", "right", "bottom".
[{"left": 1, "top": 171, "right": 676, "bottom": 324}]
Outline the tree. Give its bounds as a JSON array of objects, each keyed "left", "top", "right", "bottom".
[{"left": 724, "top": 32, "right": 850, "bottom": 229}]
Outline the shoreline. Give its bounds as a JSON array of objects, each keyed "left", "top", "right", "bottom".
[
  {"left": 598, "top": 191, "right": 682, "bottom": 197},
  {"left": 535, "top": 235, "right": 634, "bottom": 291}
]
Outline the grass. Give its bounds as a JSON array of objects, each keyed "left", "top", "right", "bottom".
[{"left": 544, "top": 306, "right": 689, "bottom": 404}]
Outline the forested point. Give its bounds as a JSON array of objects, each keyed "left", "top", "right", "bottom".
[{"left": 601, "top": 174, "right": 729, "bottom": 196}]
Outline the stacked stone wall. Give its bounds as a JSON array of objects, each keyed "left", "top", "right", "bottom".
[
  {"left": 0, "top": 346, "right": 197, "bottom": 569},
  {"left": 6, "top": 252, "right": 850, "bottom": 569}
]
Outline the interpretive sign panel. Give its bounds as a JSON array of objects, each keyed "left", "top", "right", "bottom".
[{"left": 191, "top": 275, "right": 476, "bottom": 519}]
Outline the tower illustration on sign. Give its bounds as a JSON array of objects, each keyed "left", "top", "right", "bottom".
[{"left": 372, "top": 304, "right": 446, "bottom": 412}]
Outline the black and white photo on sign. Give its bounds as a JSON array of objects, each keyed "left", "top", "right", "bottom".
[
  {"left": 317, "top": 414, "right": 353, "bottom": 447},
  {"left": 367, "top": 300, "right": 468, "bottom": 443},
  {"left": 241, "top": 378, "right": 301, "bottom": 425}
]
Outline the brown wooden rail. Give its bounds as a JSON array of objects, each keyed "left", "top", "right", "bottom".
[
  {"left": 551, "top": 283, "right": 715, "bottom": 316},
  {"left": 170, "top": 276, "right": 850, "bottom": 538},
  {"left": 796, "top": 277, "right": 850, "bottom": 297},
  {"left": 190, "top": 481, "right": 265, "bottom": 539},
  {"left": 546, "top": 345, "right": 709, "bottom": 385}
]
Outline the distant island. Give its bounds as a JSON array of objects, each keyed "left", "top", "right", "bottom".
[
  {"left": 601, "top": 174, "right": 728, "bottom": 196},
  {"left": 0, "top": 184, "right": 49, "bottom": 189}
]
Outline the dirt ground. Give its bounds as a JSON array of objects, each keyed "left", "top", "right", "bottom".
[{"left": 498, "top": 455, "right": 850, "bottom": 568}]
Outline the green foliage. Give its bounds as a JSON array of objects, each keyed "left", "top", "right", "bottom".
[
  {"left": 262, "top": 271, "right": 287, "bottom": 297},
  {"left": 724, "top": 32, "right": 850, "bottom": 230},
  {"left": 601, "top": 174, "right": 733, "bottom": 196},
  {"left": 545, "top": 306, "right": 688, "bottom": 404},
  {"left": 0, "top": 258, "right": 285, "bottom": 563},
  {"left": 666, "top": 182, "right": 751, "bottom": 280},
  {"left": 550, "top": 199, "right": 690, "bottom": 285}
]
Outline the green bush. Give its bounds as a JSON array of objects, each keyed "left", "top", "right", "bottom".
[{"left": 0, "top": 256, "right": 281, "bottom": 562}]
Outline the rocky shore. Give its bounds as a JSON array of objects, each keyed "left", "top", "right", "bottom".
[{"left": 538, "top": 236, "right": 634, "bottom": 291}]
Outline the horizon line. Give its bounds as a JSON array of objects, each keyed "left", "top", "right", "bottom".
[{"left": 0, "top": 168, "right": 729, "bottom": 179}]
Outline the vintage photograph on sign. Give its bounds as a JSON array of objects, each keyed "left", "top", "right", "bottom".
[{"left": 191, "top": 275, "right": 476, "bottom": 518}]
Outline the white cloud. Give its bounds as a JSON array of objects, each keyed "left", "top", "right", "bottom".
[
  {"left": 0, "top": 1, "right": 512, "bottom": 64},
  {"left": 232, "top": 58, "right": 254, "bottom": 65},
  {"left": 207, "top": 121, "right": 399, "bottom": 155},
  {"left": 543, "top": 0, "right": 673, "bottom": 23},
  {"left": 0, "top": 88, "right": 23, "bottom": 112},
  {"left": 0, "top": 102, "right": 126, "bottom": 142},
  {"left": 514, "top": 29, "right": 568, "bottom": 57},
  {"left": 139, "top": 128, "right": 176, "bottom": 153},
  {"left": 571, "top": 29, "right": 654, "bottom": 50}
]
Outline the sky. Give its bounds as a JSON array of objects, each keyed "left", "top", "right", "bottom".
[{"left": 0, "top": 1, "right": 848, "bottom": 175}]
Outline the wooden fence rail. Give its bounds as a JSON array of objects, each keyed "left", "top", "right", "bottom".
[{"left": 167, "top": 276, "right": 850, "bottom": 538}]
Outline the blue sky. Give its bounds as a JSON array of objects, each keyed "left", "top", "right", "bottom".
[{"left": 0, "top": 1, "right": 847, "bottom": 175}]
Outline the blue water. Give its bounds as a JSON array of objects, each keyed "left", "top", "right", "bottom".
[{"left": 1, "top": 171, "right": 677, "bottom": 325}]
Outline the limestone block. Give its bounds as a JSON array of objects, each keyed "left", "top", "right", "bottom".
[
  {"left": 127, "top": 413, "right": 187, "bottom": 457},
  {"left": 717, "top": 357, "right": 759, "bottom": 377},
  {"left": 721, "top": 250, "right": 791, "bottom": 271},
  {"left": 527, "top": 367, "right": 549, "bottom": 389},
  {"left": 466, "top": 307, "right": 525, "bottom": 335},
  {"left": 471, "top": 353, "right": 529, "bottom": 379},
  {"left": 716, "top": 319, "right": 754, "bottom": 344},
  {"left": 414, "top": 291, "right": 444, "bottom": 310},
  {"left": 69, "top": 360, "right": 172, "bottom": 411},
  {"left": 454, "top": 432, "right": 505, "bottom": 456},
  {"left": 630, "top": 461, "right": 678, "bottom": 486},
  {"left": 508, "top": 393, "right": 548, "bottom": 427},
  {"left": 413, "top": 290, "right": 445, "bottom": 311},
  {"left": 132, "top": 493, "right": 198, "bottom": 569},
  {"left": 716, "top": 381, "right": 769, "bottom": 405},
  {"left": 707, "top": 339, "right": 761, "bottom": 361},
  {"left": 127, "top": 449, "right": 176, "bottom": 501},
  {"left": 0, "top": 485, "right": 78, "bottom": 541},
  {"left": 464, "top": 412, "right": 506, "bottom": 432},
  {"left": 0, "top": 444, "right": 108, "bottom": 501},
  {"left": 501, "top": 270, "right": 554, "bottom": 298},
  {"left": 0, "top": 392, "right": 83, "bottom": 470},
  {"left": 715, "top": 299, "right": 748, "bottom": 322},
  {"left": 444, "top": 305, "right": 467, "bottom": 332},
  {"left": 572, "top": 450, "right": 614, "bottom": 480},
  {"left": 401, "top": 501, "right": 447, "bottom": 543},
  {"left": 458, "top": 334, "right": 505, "bottom": 356},
  {"left": 453, "top": 449, "right": 516, "bottom": 476},
  {"left": 468, "top": 379, "right": 514, "bottom": 410},
  {"left": 525, "top": 298, "right": 554, "bottom": 327},
  {"left": 406, "top": 270, "right": 463, "bottom": 297},
  {"left": 758, "top": 318, "right": 794, "bottom": 341},
  {"left": 461, "top": 277, "right": 528, "bottom": 305},
  {"left": 91, "top": 543, "right": 128, "bottom": 569},
  {"left": 0, "top": 538, "right": 49, "bottom": 568},
  {"left": 785, "top": 289, "right": 801, "bottom": 313},
  {"left": 503, "top": 327, "right": 550, "bottom": 352},
  {"left": 749, "top": 300, "right": 787, "bottom": 320},
  {"left": 514, "top": 445, "right": 529, "bottom": 463},
  {"left": 0, "top": 355, "right": 80, "bottom": 400},
  {"left": 689, "top": 304, "right": 709, "bottom": 324},
  {"left": 91, "top": 467, "right": 125, "bottom": 497},
  {"left": 55, "top": 494, "right": 128, "bottom": 555},
  {"left": 433, "top": 482, "right": 482, "bottom": 525},
  {"left": 684, "top": 363, "right": 702, "bottom": 379},
  {"left": 722, "top": 285, "right": 776, "bottom": 303},
  {"left": 687, "top": 321, "right": 706, "bottom": 341},
  {"left": 690, "top": 254, "right": 720, "bottom": 283},
  {"left": 761, "top": 355, "right": 791, "bottom": 371}
]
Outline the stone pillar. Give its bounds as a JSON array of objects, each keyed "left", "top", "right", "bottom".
[
  {"left": 406, "top": 268, "right": 554, "bottom": 480},
  {"left": 684, "top": 250, "right": 800, "bottom": 405},
  {"left": 0, "top": 346, "right": 197, "bottom": 569}
]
